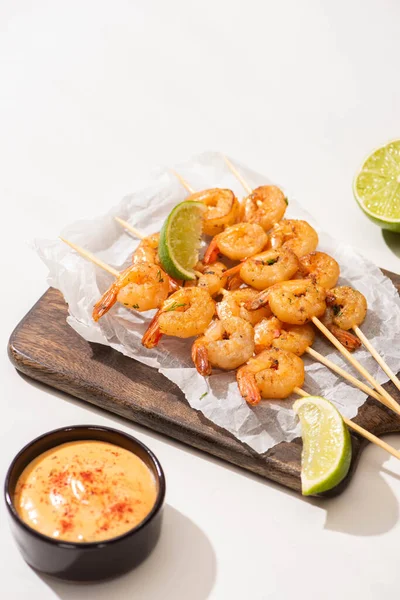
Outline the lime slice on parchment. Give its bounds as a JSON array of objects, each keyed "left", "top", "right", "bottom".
[
  {"left": 158, "top": 201, "right": 206, "bottom": 280},
  {"left": 293, "top": 396, "right": 352, "bottom": 496},
  {"left": 353, "top": 139, "right": 400, "bottom": 232}
]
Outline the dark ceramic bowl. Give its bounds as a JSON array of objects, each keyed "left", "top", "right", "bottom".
[{"left": 4, "top": 425, "right": 166, "bottom": 582}]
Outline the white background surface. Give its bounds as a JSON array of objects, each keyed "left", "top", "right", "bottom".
[{"left": 1, "top": 1, "right": 400, "bottom": 599}]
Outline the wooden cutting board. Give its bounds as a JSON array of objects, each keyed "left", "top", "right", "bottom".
[{"left": 8, "top": 272, "right": 400, "bottom": 497}]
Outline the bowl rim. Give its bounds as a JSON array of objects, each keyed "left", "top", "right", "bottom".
[{"left": 4, "top": 424, "right": 166, "bottom": 549}]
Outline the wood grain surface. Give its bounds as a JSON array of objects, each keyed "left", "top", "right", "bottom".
[{"left": 8, "top": 271, "right": 400, "bottom": 497}]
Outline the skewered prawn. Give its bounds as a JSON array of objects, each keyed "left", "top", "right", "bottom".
[
  {"left": 184, "top": 261, "right": 240, "bottom": 295},
  {"left": 326, "top": 286, "right": 367, "bottom": 330},
  {"left": 242, "top": 185, "right": 287, "bottom": 231},
  {"left": 93, "top": 263, "right": 169, "bottom": 321},
  {"left": 246, "top": 279, "right": 326, "bottom": 325},
  {"left": 142, "top": 287, "right": 215, "bottom": 348},
  {"left": 217, "top": 288, "right": 271, "bottom": 326},
  {"left": 224, "top": 248, "right": 299, "bottom": 290},
  {"left": 196, "top": 262, "right": 229, "bottom": 296},
  {"left": 295, "top": 251, "right": 340, "bottom": 289},
  {"left": 203, "top": 223, "right": 268, "bottom": 264},
  {"left": 254, "top": 316, "right": 315, "bottom": 355},
  {"left": 131, "top": 233, "right": 160, "bottom": 265},
  {"left": 320, "top": 286, "right": 367, "bottom": 351},
  {"left": 237, "top": 348, "right": 305, "bottom": 405},
  {"left": 269, "top": 219, "right": 318, "bottom": 258},
  {"left": 188, "top": 188, "right": 241, "bottom": 235},
  {"left": 130, "top": 232, "right": 180, "bottom": 292},
  {"left": 191, "top": 317, "right": 254, "bottom": 375}
]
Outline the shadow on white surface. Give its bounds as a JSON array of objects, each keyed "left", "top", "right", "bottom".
[
  {"left": 382, "top": 230, "right": 400, "bottom": 264},
  {"left": 323, "top": 443, "right": 400, "bottom": 536},
  {"left": 39, "top": 506, "right": 216, "bottom": 600}
]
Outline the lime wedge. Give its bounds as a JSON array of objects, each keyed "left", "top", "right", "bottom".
[
  {"left": 158, "top": 201, "right": 206, "bottom": 280},
  {"left": 353, "top": 139, "right": 400, "bottom": 231},
  {"left": 293, "top": 396, "right": 352, "bottom": 496}
]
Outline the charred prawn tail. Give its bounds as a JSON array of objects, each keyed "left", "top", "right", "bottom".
[
  {"left": 236, "top": 367, "right": 261, "bottom": 406},
  {"left": 244, "top": 288, "right": 270, "bottom": 311},
  {"left": 92, "top": 284, "right": 120, "bottom": 322},
  {"left": 191, "top": 341, "right": 212, "bottom": 376},
  {"left": 328, "top": 324, "right": 362, "bottom": 352},
  {"left": 142, "top": 310, "right": 163, "bottom": 348},
  {"left": 203, "top": 237, "right": 221, "bottom": 265}
]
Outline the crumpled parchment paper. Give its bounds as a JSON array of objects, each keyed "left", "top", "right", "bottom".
[{"left": 34, "top": 152, "right": 400, "bottom": 453}]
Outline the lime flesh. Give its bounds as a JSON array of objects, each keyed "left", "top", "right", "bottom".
[
  {"left": 158, "top": 201, "right": 206, "bottom": 280},
  {"left": 293, "top": 396, "right": 352, "bottom": 496},
  {"left": 354, "top": 140, "right": 400, "bottom": 231}
]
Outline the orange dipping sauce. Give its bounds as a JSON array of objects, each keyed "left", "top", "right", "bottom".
[{"left": 14, "top": 441, "right": 157, "bottom": 543}]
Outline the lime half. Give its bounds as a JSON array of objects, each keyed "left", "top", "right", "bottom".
[
  {"left": 158, "top": 200, "right": 206, "bottom": 280},
  {"left": 354, "top": 139, "right": 400, "bottom": 231},
  {"left": 293, "top": 396, "right": 352, "bottom": 496}
]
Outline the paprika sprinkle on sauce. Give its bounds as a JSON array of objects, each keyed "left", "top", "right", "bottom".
[{"left": 13, "top": 441, "right": 157, "bottom": 543}]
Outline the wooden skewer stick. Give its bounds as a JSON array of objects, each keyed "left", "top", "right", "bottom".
[
  {"left": 114, "top": 217, "right": 145, "bottom": 240},
  {"left": 170, "top": 169, "right": 195, "bottom": 194},
  {"left": 293, "top": 387, "right": 400, "bottom": 460},
  {"left": 59, "top": 237, "right": 119, "bottom": 277},
  {"left": 305, "top": 346, "right": 387, "bottom": 406},
  {"left": 353, "top": 325, "right": 400, "bottom": 394},
  {"left": 312, "top": 317, "right": 400, "bottom": 415},
  {"left": 222, "top": 155, "right": 253, "bottom": 194}
]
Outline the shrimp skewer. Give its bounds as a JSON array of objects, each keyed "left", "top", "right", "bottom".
[
  {"left": 114, "top": 219, "right": 180, "bottom": 292},
  {"left": 224, "top": 155, "right": 318, "bottom": 253},
  {"left": 172, "top": 171, "right": 241, "bottom": 235},
  {"left": 223, "top": 157, "right": 400, "bottom": 409},
  {"left": 242, "top": 186, "right": 287, "bottom": 232},
  {"left": 222, "top": 155, "right": 287, "bottom": 231},
  {"left": 246, "top": 279, "right": 327, "bottom": 325},
  {"left": 253, "top": 316, "right": 388, "bottom": 405},
  {"left": 236, "top": 347, "right": 400, "bottom": 459},
  {"left": 116, "top": 217, "right": 236, "bottom": 296},
  {"left": 217, "top": 288, "right": 271, "bottom": 326},
  {"left": 248, "top": 279, "right": 361, "bottom": 350},
  {"left": 204, "top": 222, "right": 269, "bottom": 264},
  {"left": 237, "top": 348, "right": 305, "bottom": 404},
  {"left": 186, "top": 189, "right": 241, "bottom": 236},
  {"left": 320, "top": 286, "right": 366, "bottom": 351},
  {"left": 320, "top": 286, "right": 400, "bottom": 397},
  {"left": 142, "top": 287, "right": 215, "bottom": 348},
  {"left": 192, "top": 317, "right": 254, "bottom": 375},
  {"left": 223, "top": 248, "right": 300, "bottom": 290},
  {"left": 60, "top": 238, "right": 170, "bottom": 321},
  {"left": 195, "top": 262, "right": 229, "bottom": 296},
  {"left": 295, "top": 251, "right": 340, "bottom": 289},
  {"left": 246, "top": 281, "right": 399, "bottom": 412},
  {"left": 92, "top": 262, "right": 169, "bottom": 321},
  {"left": 254, "top": 317, "right": 315, "bottom": 355},
  {"left": 236, "top": 347, "right": 400, "bottom": 458},
  {"left": 269, "top": 219, "right": 319, "bottom": 258}
]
